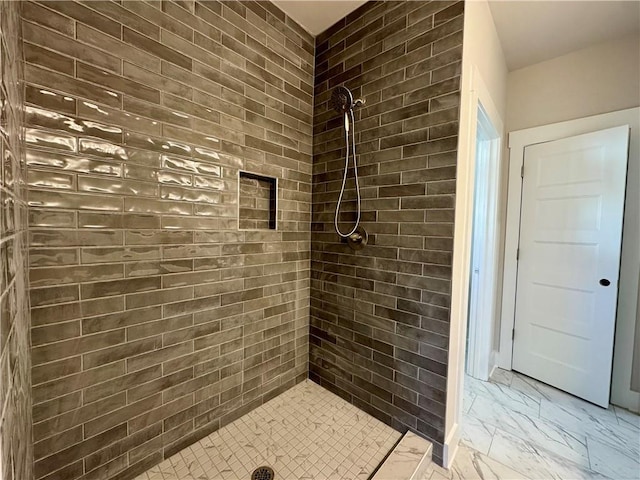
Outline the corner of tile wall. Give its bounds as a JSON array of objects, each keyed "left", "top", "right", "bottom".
[
  {"left": 22, "top": 1, "right": 312, "bottom": 479},
  {"left": 0, "top": 0, "right": 34, "bottom": 479},
  {"left": 15, "top": 0, "right": 466, "bottom": 476},
  {"left": 310, "top": 0, "right": 465, "bottom": 466}
]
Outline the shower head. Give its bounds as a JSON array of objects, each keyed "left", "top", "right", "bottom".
[{"left": 331, "top": 86, "right": 353, "bottom": 114}]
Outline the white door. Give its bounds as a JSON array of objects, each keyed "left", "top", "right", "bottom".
[{"left": 512, "top": 126, "right": 629, "bottom": 407}]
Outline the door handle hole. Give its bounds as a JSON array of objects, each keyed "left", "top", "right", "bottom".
[{"left": 599, "top": 279, "right": 611, "bottom": 287}]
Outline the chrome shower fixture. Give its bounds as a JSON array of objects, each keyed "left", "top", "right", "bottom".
[
  {"left": 331, "top": 85, "right": 353, "bottom": 113},
  {"left": 332, "top": 85, "right": 367, "bottom": 250},
  {"left": 330, "top": 86, "right": 365, "bottom": 113}
]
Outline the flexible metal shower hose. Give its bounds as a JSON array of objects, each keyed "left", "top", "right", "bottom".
[{"left": 334, "top": 108, "right": 361, "bottom": 238}]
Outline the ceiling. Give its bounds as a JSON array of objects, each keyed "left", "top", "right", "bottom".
[
  {"left": 489, "top": 1, "right": 640, "bottom": 71},
  {"left": 271, "top": 0, "right": 368, "bottom": 37},
  {"left": 274, "top": 1, "right": 640, "bottom": 72}
]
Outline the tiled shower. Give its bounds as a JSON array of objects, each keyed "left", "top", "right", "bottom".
[
  {"left": 0, "top": 1, "right": 464, "bottom": 479},
  {"left": 311, "top": 2, "right": 462, "bottom": 464}
]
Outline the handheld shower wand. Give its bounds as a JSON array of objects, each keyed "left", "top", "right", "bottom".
[{"left": 330, "top": 86, "right": 367, "bottom": 250}]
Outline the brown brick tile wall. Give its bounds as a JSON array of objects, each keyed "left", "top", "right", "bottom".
[
  {"left": 239, "top": 174, "right": 274, "bottom": 230},
  {"left": 23, "top": 1, "right": 313, "bottom": 478},
  {"left": 0, "top": 1, "right": 33, "bottom": 479},
  {"left": 310, "top": 0, "right": 464, "bottom": 464}
]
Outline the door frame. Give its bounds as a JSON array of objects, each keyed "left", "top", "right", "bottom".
[
  {"left": 444, "top": 64, "right": 504, "bottom": 468},
  {"left": 466, "top": 104, "right": 502, "bottom": 381},
  {"left": 498, "top": 109, "right": 638, "bottom": 373}
]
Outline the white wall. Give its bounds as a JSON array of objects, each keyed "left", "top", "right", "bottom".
[
  {"left": 507, "top": 33, "right": 640, "bottom": 131},
  {"left": 446, "top": 0, "right": 507, "bottom": 466},
  {"left": 504, "top": 33, "right": 640, "bottom": 411}
]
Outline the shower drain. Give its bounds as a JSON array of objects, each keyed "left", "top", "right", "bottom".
[{"left": 251, "top": 466, "right": 274, "bottom": 480}]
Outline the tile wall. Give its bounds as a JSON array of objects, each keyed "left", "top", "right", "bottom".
[
  {"left": 310, "top": 0, "right": 464, "bottom": 464},
  {"left": 23, "top": 1, "right": 313, "bottom": 479},
  {"left": 0, "top": 1, "right": 33, "bottom": 479},
  {"left": 238, "top": 173, "right": 275, "bottom": 230}
]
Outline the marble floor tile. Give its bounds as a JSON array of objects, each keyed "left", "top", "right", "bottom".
[
  {"left": 460, "top": 415, "right": 496, "bottom": 455},
  {"left": 615, "top": 405, "right": 640, "bottom": 431},
  {"left": 539, "top": 391, "right": 619, "bottom": 428},
  {"left": 509, "top": 372, "right": 555, "bottom": 402},
  {"left": 468, "top": 393, "right": 539, "bottom": 432},
  {"left": 586, "top": 415, "right": 640, "bottom": 459},
  {"left": 428, "top": 470, "right": 450, "bottom": 480},
  {"left": 463, "top": 386, "right": 477, "bottom": 414},
  {"left": 463, "top": 369, "right": 640, "bottom": 480},
  {"left": 468, "top": 394, "right": 589, "bottom": 467},
  {"left": 490, "top": 368, "right": 514, "bottom": 387},
  {"left": 137, "top": 380, "right": 400, "bottom": 480},
  {"left": 466, "top": 375, "right": 541, "bottom": 414},
  {"left": 588, "top": 435, "right": 640, "bottom": 480},
  {"left": 451, "top": 444, "right": 530, "bottom": 480},
  {"left": 421, "top": 444, "right": 527, "bottom": 480},
  {"left": 488, "top": 428, "right": 608, "bottom": 480},
  {"left": 540, "top": 399, "right": 639, "bottom": 458},
  {"left": 509, "top": 371, "right": 619, "bottom": 427}
]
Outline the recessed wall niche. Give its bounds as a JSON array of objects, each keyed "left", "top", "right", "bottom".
[{"left": 238, "top": 171, "right": 277, "bottom": 230}]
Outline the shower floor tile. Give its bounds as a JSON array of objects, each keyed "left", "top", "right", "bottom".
[{"left": 135, "top": 380, "right": 401, "bottom": 480}]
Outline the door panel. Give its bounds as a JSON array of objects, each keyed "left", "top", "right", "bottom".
[
  {"left": 535, "top": 195, "right": 601, "bottom": 231},
  {"left": 512, "top": 126, "right": 629, "bottom": 407}
]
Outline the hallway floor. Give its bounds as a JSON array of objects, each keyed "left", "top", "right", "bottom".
[
  {"left": 460, "top": 368, "right": 640, "bottom": 479},
  {"left": 134, "top": 380, "right": 400, "bottom": 480}
]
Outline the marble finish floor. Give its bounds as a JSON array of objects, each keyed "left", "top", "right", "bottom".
[
  {"left": 422, "top": 443, "right": 525, "bottom": 480},
  {"left": 135, "top": 380, "right": 401, "bottom": 480},
  {"left": 459, "top": 368, "right": 640, "bottom": 479}
]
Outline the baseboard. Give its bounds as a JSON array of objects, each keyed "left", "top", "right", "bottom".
[
  {"left": 496, "top": 345, "right": 512, "bottom": 370},
  {"left": 442, "top": 421, "right": 460, "bottom": 469},
  {"left": 489, "top": 350, "right": 499, "bottom": 378}
]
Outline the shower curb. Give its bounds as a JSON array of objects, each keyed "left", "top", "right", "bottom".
[{"left": 371, "top": 431, "right": 433, "bottom": 480}]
